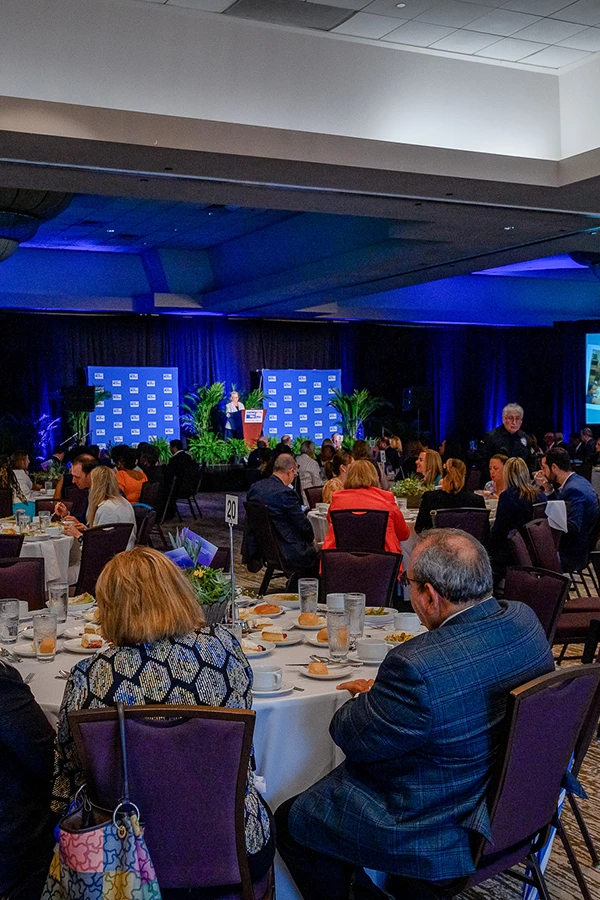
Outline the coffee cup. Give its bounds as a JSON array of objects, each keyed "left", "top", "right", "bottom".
[
  {"left": 316, "top": 503, "right": 329, "bottom": 515},
  {"left": 253, "top": 665, "right": 283, "bottom": 691},
  {"left": 356, "top": 639, "right": 389, "bottom": 662},
  {"left": 393, "top": 613, "right": 421, "bottom": 634}
]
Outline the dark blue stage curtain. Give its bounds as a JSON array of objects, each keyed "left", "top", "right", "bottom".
[{"left": 0, "top": 311, "right": 584, "bottom": 444}]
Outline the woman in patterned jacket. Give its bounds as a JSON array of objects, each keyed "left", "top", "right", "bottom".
[{"left": 51, "top": 546, "right": 273, "bottom": 879}]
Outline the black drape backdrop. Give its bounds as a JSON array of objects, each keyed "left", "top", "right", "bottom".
[{"left": 0, "top": 311, "right": 587, "bottom": 445}]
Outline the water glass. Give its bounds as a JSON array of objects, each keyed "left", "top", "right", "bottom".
[
  {"left": 16, "top": 512, "right": 30, "bottom": 533},
  {"left": 47, "top": 582, "right": 69, "bottom": 623},
  {"left": 39, "top": 511, "right": 51, "bottom": 533},
  {"left": 44, "top": 481, "right": 53, "bottom": 494},
  {"left": 298, "top": 578, "right": 319, "bottom": 616},
  {"left": 33, "top": 611, "right": 58, "bottom": 662},
  {"left": 221, "top": 620, "right": 243, "bottom": 644},
  {"left": 397, "top": 497, "right": 408, "bottom": 511},
  {"left": 344, "top": 592, "right": 366, "bottom": 642},
  {"left": 0, "top": 600, "right": 19, "bottom": 644},
  {"left": 327, "top": 609, "right": 350, "bottom": 661}
]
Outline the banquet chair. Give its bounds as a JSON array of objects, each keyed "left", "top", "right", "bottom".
[
  {"left": 320, "top": 550, "right": 401, "bottom": 608},
  {"left": 74, "top": 523, "right": 134, "bottom": 595},
  {"left": 430, "top": 508, "right": 490, "bottom": 545},
  {"left": 532, "top": 501, "right": 548, "bottom": 519},
  {"left": 507, "top": 529, "right": 533, "bottom": 566},
  {"left": 211, "top": 547, "right": 231, "bottom": 572},
  {"left": 133, "top": 507, "right": 156, "bottom": 547},
  {"left": 503, "top": 566, "right": 570, "bottom": 644},
  {"left": 154, "top": 477, "right": 178, "bottom": 549},
  {"left": 0, "top": 533, "right": 24, "bottom": 558},
  {"left": 466, "top": 468, "right": 481, "bottom": 493},
  {"left": 384, "top": 665, "right": 600, "bottom": 900},
  {"left": 69, "top": 705, "right": 274, "bottom": 900},
  {"left": 0, "top": 557, "right": 45, "bottom": 609},
  {"left": 35, "top": 498, "right": 73, "bottom": 516},
  {"left": 523, "top": 519, "right": 562, "bottom": 573},
  {"left": 0, "top": 488, "right": 12, "bottom": 518},
  {"left": 243, "top": 501, "right": 296, "bottom": 595},
  {"left": 138, "top": 480, "right": 160, "bottom": 509},
  {"left": 304, "top": 486, "right": 323, "bottom": 510},
  {"left": 330, "top": 509, "right": 388, "bottom": 552},
  {"left": 175, "top": 463, "right": 204, "bottom": 521}
]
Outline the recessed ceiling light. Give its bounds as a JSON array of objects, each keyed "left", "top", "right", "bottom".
[
  {"left": 396, "top": 3, "right": 406, "bottom": 6},
  {"left": 504, "top": 226, "right": 515, "bottom": 231},
  {"left": 107, "top": 229, "right": 115, "bottom": 233}
]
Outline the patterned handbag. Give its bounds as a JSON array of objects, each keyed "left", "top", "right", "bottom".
[{"left": 43, "top": 703, "right": 162, "bottom": 900}]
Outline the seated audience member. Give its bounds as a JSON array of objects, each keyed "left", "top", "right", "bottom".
[
  {"left": 137, "top": 443, "right": 164, "bottom": 484},
  {"left": 0, "top": 455, "right": 27, "bottom": 504},
  {"left": 98, "top": 448, "right": 113, "bottom": 466},
  {"left": 322, "top": 452, "right": 353, "bottom": 504},
  {"left": 319, "top": 441, "right": 335, "bottom": 478},
  {"left": 42, "top": 445, "right": 66, "bottom": 470},
  {"left": 483, "top": 453, "right": 508, "bottom": 498},
  {"left": 401, "top": 439, "right": 424, "bottom": 477},
  {"left": 543, "top": 431, "right": 556, "bottom": 452},
  {"left": 51, "top": 547, "right": 274, "bottom": 878},
  {"left": 438, "top": 438, "right": 465, "bottom": 463},
  {"left": 0, "top": 660, "right": 56, "bottom": 900},
  {"left": 590, "top": 437, "right": 600, "bottom": 467},
  {"left": 297, "top": 441, "right": 322, "bottom": 504},
  {"left": 10, "top": 451, "right": 42, "bottom": 502},
  {"left": 489, "top": 457, "right": 545, "bottom": 579},
  {"left": 386, "top": 436, "right": 403, "bottom": 473},
  {"left": 274, "top": 435, "right": 293, "bottom": 457},
  {"left": 554, "top": 432, "right": 571, "bottom": 454},
  {"left": 332, "top": 433, "right": 343, "bottom": 451},
  {"left": 114, "top": 446, "right": 147, "bottom": 504},
  {"left": 352, "top": 440, "right": 389, "bottom": 489},
  {"left": 276, "top": 530, "right": 554, "bottom": 900},
  {"left": 415, "top": 448, "right": 443, "bottom": 488},
  {"left": 573, "top": 427, "right": 596, "bottom": 461},
  {"left": 247, "top": 453, "right": 318, "bottom": 574},
  {"left": 535, "top": 447, "right": 600, "bottom": 573},
  {"left": 54, "top": 455, "right": 98, "bottom": 523},
  {"left": 322, "top": 459, "right": 409, "bottom": 557},
  {"left": 248, "top": 438, "right": 270, "bottom": 470},
  {"left": 64, "top": 466, "right": 136, "bottom": 550},
  {"left": 415, "top": 458, "right": 486, "bottom": 533}
]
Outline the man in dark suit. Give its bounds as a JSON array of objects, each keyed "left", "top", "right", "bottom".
[
  {"left": 480, "top": 402, "right": 535, "bottom": 476},
  {"left": 163, "top": 440, "right": 197, "bottom": 517},
  {"left": 246, "top": 452, "right": 317, "bottom": 573},
  {"left": 276, "top": 529, "right": 554, "bottom": 899},
  {"left": 536, "top": 447, "right": 600, "bottom": 572}
]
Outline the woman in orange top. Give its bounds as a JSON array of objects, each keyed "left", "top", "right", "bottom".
[
  {"left": 322, "top": 459, "right": 409, "bottom": 559},
  {"left": 115, "top": 446, "right": 147, "bottom": 504}
]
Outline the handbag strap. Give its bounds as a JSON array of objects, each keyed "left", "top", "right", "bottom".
[{"left": 116, "top": 701, "right": 131, "bottom": 806}]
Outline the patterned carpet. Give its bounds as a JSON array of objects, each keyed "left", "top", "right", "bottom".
[{"left": 164, "top": 491, "right": 600, "bottom": 900}]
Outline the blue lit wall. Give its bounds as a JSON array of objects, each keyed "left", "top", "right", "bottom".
[
  {"left": 262, "top": 369, "right": 342, "bottom": 440},
  {"left": 87, "top": 366, "right": 180, "bottom": 447}
]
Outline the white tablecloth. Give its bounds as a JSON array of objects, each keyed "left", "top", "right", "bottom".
[
  {"left": 19, "top": 534, "right": 74, "bottom": 585},
  {"left": 15, "top": 607, "right": 394, "bottom": 899}
]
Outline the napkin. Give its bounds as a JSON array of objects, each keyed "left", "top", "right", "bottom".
[{"left": 546, "top": 500, "right": 567, "bottom": 533}]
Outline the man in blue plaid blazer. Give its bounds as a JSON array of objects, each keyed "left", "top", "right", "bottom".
[{"left": 276, "top": 529, "right": 554, "bottom": 899}]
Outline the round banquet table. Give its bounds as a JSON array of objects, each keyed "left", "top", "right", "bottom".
[
  {"left": 19, "top": 533, "right": 74, "bottom": 585},
  {"left": 15, "top": 605, "right": 397, "bottom": 899}
]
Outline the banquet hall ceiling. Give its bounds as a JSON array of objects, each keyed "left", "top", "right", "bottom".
[{"left": 121, "top": 0, "right": 600, "bottom": 69}]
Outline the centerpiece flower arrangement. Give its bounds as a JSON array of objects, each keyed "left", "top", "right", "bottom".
[
  {"left": 169, "top": 530, "right": 234, "bottom": 625},
  {"left": 391, "top": 475, "right": 433, "bottom": 508}
]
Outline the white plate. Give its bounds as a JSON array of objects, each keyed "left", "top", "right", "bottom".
[
  {"left": 63, "top": 638, "right": 108, "bottom": 654},
  {"left": 67, "top": 601, "right": 96, "bottom": 613},
  {"left": 350, "top": 653, "right": 384, "bottom": 667},
  {"left": 301, "top": 666, "right": 354, "bottom": 680},
  {"left": 305, "top": 634, "right": 330, "bottom": 648},
  {"left": 64, "top": 626, "right": 102, "bottom": 639},
  {"left": 24, "top": 534, "right": 50, "bottom": 542},
  {"left": 10, "top": 641, "right": 62, "bottom": 658},
  {"left": 247, "top": 605, "right": 285, "bottom": 618},
  {"left": 259, "top": 631, "right": 304, "bottom": 647},
  {"left": 263, "top": 593, "right": 300, "bottom": 609},
  {"left": 252, "top": 680, "right": 295, "bottom": 697},
  {"left": 22, "top": 624, "right": 67, "bottom": 639},
  {"left": 294, "top": 617, "right": 327, "bottom": 631},
  {"left": 47, "top": 531, "right": 64, "bottom": 539},
  {"left": 242, "top": 640, "right": 275, "bottom": 658},
  {"left": 84, "top": 609, "right": 101, "bottom": 622}
]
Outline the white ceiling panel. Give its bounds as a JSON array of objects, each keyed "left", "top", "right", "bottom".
[
  {"left": 311, "top": 0, "right": 367, "bottom": 10},
  {"left": 333, "top": 11, "right": 406, "bottom": 33},
  {"left": 464, "top": 9, "right": 540, "bottom": 34},
  {"left": 430, "top": 28, "right": 500, "bottom": 49},
  {"left": 167, "top": 0, "right": 234, "bottom": 11},
  {"left": 502, "top": 0, "right": 576, "bottom": 16},
  {"left": 520, "top": 42, "right": 591, "bottom": 63},
  {"left": 475, "top": 35, "right": 547, "bottom": 57},
  {"left": 511, "top": 17, "right": 585, "bottom": 40},
  {"left": 361, "top": 0, "right": 439, "bottom": 16},
  {"left": 415, "top": 0, "right": 489, "bottom": 27},
  {"left": 551, "top": 0, "right": 600, "bottom": 26},
  {"left": 558, "top": 25, "right": 600, "bottom": 50},
  {"left": 384, "top": 19, "right": 457, "bottom": 41}
]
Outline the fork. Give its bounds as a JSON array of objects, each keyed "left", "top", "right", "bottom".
[
  {"left": 0, "top": 647, "right": 22, "bottom": 663},
  {"left": 23, "top": 672, "right": 34, "bottom": 685}
]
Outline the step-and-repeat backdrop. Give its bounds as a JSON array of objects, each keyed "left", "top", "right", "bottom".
[
  {"left": 87, "top": 366, "right": 180, "bottom": 447},
  {"left": 262, "top": 369, "right": 342, "bottom": 440}
]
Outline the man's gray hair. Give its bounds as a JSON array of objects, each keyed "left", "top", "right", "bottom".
[
  {"left": 502, "top": 403, "right": 524, "bottom": 419},
  {"left": 273, "top": 453, "right": 297, "bottom": 473},
  {"left": 412, "top": 529, "right": 493, "bottom": 605}
]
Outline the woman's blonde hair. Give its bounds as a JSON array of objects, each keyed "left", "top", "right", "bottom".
[
  {"left": 504, "top": 457, "right": 538, "bottom": 502},
  {"left": 87, "top": 466, "right": 126, "bottom": 527},
  {"left": 389, "top": 436, "right": 403, "bottom": 452},
  {"left": 96, "top": 546, "right": 205, "bottom": 646},
  {"left": 442, "top": 458, "right": 466, "bottom": 494},
  {"left": 420, "top": 450, "right": 443, "bottom": 487},
  {"left": 345, "top": 458, "right": 379, "bottom": 490}
]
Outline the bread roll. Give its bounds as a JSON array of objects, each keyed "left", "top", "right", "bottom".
[
  {"left": 317, "top": 627, "right": 328, "bottom": 643},
  {"left": 307, "top": 662, "right": 329, "bottom": 675},
  {"left": 298, "top": 612, "right": 321, "bottom": 626}
]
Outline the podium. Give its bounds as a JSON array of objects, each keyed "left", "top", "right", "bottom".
[{"left": 242, "top": 409, "right": 265, "bottom": 448}]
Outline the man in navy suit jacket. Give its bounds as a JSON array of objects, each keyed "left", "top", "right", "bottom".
[
  {"left": 537, "top": 447, "right": 600, "bottom": 572},
  {"left": 247, "top": 453, "right": 317, "bottom": 573},
  {"left": 276, "top": 529, "right": 554, "bottom": 899}
]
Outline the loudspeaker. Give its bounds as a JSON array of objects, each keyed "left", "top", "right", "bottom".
[
  {"left": 402, "top": 387, "right": 433, "bottom": 411},
  {"left": 61, "top": 386, "right": 96, "bottom": 412}
]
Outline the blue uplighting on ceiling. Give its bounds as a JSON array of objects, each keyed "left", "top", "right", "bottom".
[{"left": 473, "top": 254, "right": 589, "bottom": 276}]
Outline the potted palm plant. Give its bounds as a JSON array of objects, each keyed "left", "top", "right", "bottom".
[{"left": 328, "top": 388, "right": 388, "bottom": 440}]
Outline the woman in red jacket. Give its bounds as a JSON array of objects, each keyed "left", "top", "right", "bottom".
[{"left": 322, "top": 459, "right": 409, "bottom": 557}]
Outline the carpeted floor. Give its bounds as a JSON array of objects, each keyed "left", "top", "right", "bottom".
[{"left": 161, "top": 491, "right": 600, "bottom": 900}]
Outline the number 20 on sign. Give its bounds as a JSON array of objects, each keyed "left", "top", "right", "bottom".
[{"left": 225, "top": 495, "right": 238, "bottom": 526}]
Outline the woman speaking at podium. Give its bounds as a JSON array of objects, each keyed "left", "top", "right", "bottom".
[{"left": 225, "top": 390, "right": 245, "bottom": 440}]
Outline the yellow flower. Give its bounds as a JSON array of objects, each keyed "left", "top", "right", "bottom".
[{"left": 192, "top": 568, "right": 204, "bottom": 579}]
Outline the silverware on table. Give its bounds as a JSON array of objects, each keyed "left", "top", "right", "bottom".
[
  {"left": 292, "top": 686, "right": 305, "bottom": 692},
  {"left": 23, "top": 672, "right": 34, "bottom": 684},
  {"left": 0, "top": 647, "right": 22, "bottom": 663},
  {"left": 309, "top": 655, "right": 363, "bottom": 668},
  {"left": 54, "top": 669, "right": 70, "bottom": 680}
]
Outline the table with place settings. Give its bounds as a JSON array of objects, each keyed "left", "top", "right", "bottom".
[{"left": 19, "top": 533, "right": 74, "bottom": 585}]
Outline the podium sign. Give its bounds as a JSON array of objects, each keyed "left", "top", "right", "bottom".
[{"left": 242, "top": 409, "right": 265, "bottom": 447}]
